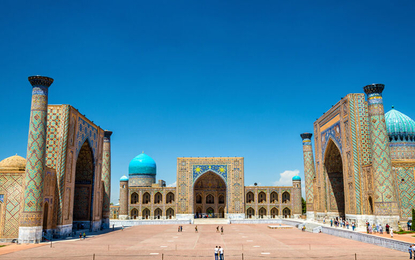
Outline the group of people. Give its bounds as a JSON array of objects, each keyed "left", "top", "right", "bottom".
[
  {"left": 365, "top": 222, "right": 394, "bottom": 238},
  {"left": 214, "top": 246, "right": 224, "bottom": 260},
  {"left": 409, "top": 244, "right": 415, "bottom": 259},
  {"left": 79, "top": 232, "right": 86, "bottom": 240},
  {"left": 327, "top": 217, "right": 356, "bottom": 231},
  {"left": 178, "top": 226, "right": 183, "bottom": 232},
  {"left": 216, "top": 226, "right": 224, "bottom": 235}
]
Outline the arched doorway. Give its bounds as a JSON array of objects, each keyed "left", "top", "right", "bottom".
[
  {"left": 155, "top": 208, "right": 162, "bottom": 219},
  {"left": 247, "top": 207, "right": 255, "bottom": 218},
  {"left": 73, "top": 140, "right": 95, "bottom": 229},
  {"left": 166, "top": 208, "right": 174, "bottom": 219},
  {"left": 368, "top": 196, "right": 374, "bottom": 215},
  {"left": 324, "top": 140, "right": 345, "bottom": 217},
  {"left": 283, "top": 207, "right": 291, "bottom": 218},
  {"left": 43, "top": 202, "right": 49, "bottom": 231},
  {"left": 246, "top": 192, "right": 254, "bottom": 203},
  {"left": 131, "top": 192, "right": 138, "bottom": 204},
  {"left": 259, "top": 207, "right": 266, "bottom": 218},
  {"left": 131, "top": 208, "right": 138, "bottom": 219},
  {"left": 193, "top": 171, "right": 226, "bottom": 218},
  {"left": 143, "top": 192, "right": 150, "bottom": 204},
  {"left": 270, "top": 192, "right": 278, "bottom": 203},
  {"left": 154, "top": 192, "right": 162, "bottom": 204},
  {"left": 218, "top": 207, "right": 224, "bottom": 218},
  {"left": 271, "top": 207, "right": 278, "bottom": 218},
  {"left": 143, "top": 208, "right": 150, "bottom": 219},
  {"left": 166, "top": 192, "right": 174, "bottom": 204},
  {"left": 282, "top": 192, "right": 290, "bottom": 203},
  {"left": 258, "top": 192, "right": 266, "bottom": 203}
]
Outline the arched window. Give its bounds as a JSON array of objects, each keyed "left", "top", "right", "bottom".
[
  {"left": 166, "top": 208, "right": 174, "bottom": 219},
  {"left": 247, "top": 207, "right": 255, "bottom": 218},
  {"left": 219, "top": 194, "right": 225, "bottom": 204},
  {"left": 246, "top": 192, "right": 254, "bottom": 203},
  {"left": 166, "top": 192, "right": 175, "bottom": 204},
  {"left": 259, "top": 207, "right": 266, "bottom": 218},
  {"left": 131, "top": 192, "right": 139, "bottom": 204},
  {"left": 154, "top": 208, "right": 162, "bottom": 219},
  {"left": 282, "top": 192, "right": 290, "bottom": 203},
  {"left": 143, "top": 208, "right": 150, "bottom": 219},
  {"left": 218, "top": 207, "right": 225, "bottom": 218},
  {"left": 368, "top": 196, "right": 374, "bottom": 215},
  {"left": 143, "top": 192, "right": 150, "bottom": 204},
  {"left": 154, "top": 192, "right": 162, "bottom": 204},
  {"left": 131, "top": 208, "right": 138, "bottom": 219},
  {"left": 196, "top": 194, "right": 202, "bottom": 204},
  {"left": 258, "top": 192, "right": 266, "bottom": 203},
  {"left": 283, "top": 207, "right": 291, "bottom": 218},
  {"left": 271, "top": 207, "right": 278, "bottom": 218},
  {"left": 270, "top": 192, "right": 278, "bottom": 203},
  {"left": 206, "top": 194, "right": 214, "bottom": 204}
]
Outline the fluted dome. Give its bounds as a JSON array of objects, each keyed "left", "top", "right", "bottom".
[
  {"left": 292, "top": 175, "right": 301, "bottom": 181},
  {"left": 385, "top": 107, "right": 415, "bottom": 142},
  {"left": 0, "top": 154, "right": 26, "bottom": 171},
  {"left": 128, "top": 153, "right": 156, "bottom": 175},
  {"left": 120, "top": 175, "right": 129, "bottom": 181}
]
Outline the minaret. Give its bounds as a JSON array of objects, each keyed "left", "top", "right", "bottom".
[
  {"left": 19, "top": 76, "right": 54, "bottom": 243},
  {"left": 364, "top": 84, "right": 399, "bottom": 226},
  {"left": 300, "top": 133, "right": 315, "bottom": 221},
  {"left": 101, "top": 130, "right": 112, "bottom": 228},
  {"left": 119, "top": 175, "right": 129, "bottom": 220},
  {"left": 292, "top": 176, "right": 302, "bottom": 218}
]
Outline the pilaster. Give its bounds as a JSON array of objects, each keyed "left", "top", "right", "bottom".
[{"left": 102, "top": 130, "right": 112, "bottom": 227}]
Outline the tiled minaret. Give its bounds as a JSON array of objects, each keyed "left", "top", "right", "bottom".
[
  {"left": 102, "top": 130, "right": 112, "bottom": 228},
  {"left": 19, "top": 76, "right": 54, "bottom": 243},
  {"left": 364, "top": 84, "right": 399, "bottom": 226},
  {"left": 300, "top": 133, "right": 315, "bottom": 220},
  {"left": 119, "top": 176, "right": 129, "bottom": 220}
]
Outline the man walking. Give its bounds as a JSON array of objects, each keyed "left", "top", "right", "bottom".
[
  {"left": 214, "top": 246, "right": 219, "bottom": 260},
  {"left": 220, "top": 226, "right": 223, "bottom": 235},
  {"left": 219, "top": 246, "right": 224, "bottom": 260}
]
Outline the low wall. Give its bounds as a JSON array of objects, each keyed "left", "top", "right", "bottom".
[
  {"left": 110, "top": 219, "right": 191, "bottom": 227},
  {"left": 321, "top": 226, "right": 411, "bottom": 253},
  {"left": 230, "top": 219, "right": 283, "bottom": 224}
]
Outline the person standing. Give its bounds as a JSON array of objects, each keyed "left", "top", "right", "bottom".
[
  {"left": 79, "top": 233, "right": 82, "bottom": 240},
  {"left": 216, "top": 226, "right": 219, "bottom": 233},
  {"left": 219, "top": 246, "right": 224, "bottom": 260},
  {"left": 195, "top": 225, "right": 198, "bottom": 233},
  {"left": 390, "top": 227, "right": 394, "bottom": 238},
  {"left": 352, "top": 222, "right": 355, "bottom": 231},
  {"left": 386, "top": 224, "right": 390, "bottom": 234},
  {"left": 220, "top": 226, "right": 223, "bottom": 235},
  {"left": 409, "top": 244, "right": 414, "bottom": 259},
  {"left": 83, "top": 232, "right": 86, "bottom": 239},
  {"left": 214, "top": 246, "right": 219, "bottom": 260},
  {"left": 379, "top": 224, "right": 383, "bottom": 234},
  {"left": 330, "top": 219, "right": 333, "bottom": 227}
]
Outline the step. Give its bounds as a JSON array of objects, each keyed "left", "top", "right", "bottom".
[{"left": 193, "top": 218, "right": 230, "bottom": 225}]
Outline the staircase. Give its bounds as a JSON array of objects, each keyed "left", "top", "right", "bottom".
[{"left": 193, "top": 218, "right": 230, "bottom": 225}]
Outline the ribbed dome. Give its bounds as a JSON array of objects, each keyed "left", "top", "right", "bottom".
[
  {"left": 292, "top": 175, "right": 301, "bottom": 181},
  {"left": 385, "top": 107, "right": 415, "bottom": 142},
  {"left": 128, "top": 153, "right": 156, "bottom": 175},
  {"left": 120, "top": 175, "right": 129, "bottom": 181},
  {"left": 0, "top": 154, "right": 26, "bottom": 171}
]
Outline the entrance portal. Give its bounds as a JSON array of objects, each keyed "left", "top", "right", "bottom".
[
  {"left": 324, "top": 140, "right": 345, "bottom": 217},
  {"left": 193, "top": 171, "right": 226, "bottom": 218},
  {"left": 73, "top": 140, "right": 95, "bottom": 229}
]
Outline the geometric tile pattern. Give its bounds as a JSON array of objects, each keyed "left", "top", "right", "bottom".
[
  {"left": 321, "top": 121, "right": 342, "bottom": 160},
  {"left": 193, "top": 165, "right": 227, "bottom": 184},
  {"left": 0, "top": 174, "right": 24, "bottom": 238},
  {"left": 102, "top": 131, "right": 112, "bottom": 218},
  {"left": 45, "top": 107, "right": 62, "bottom": 169},
  {"left": 301, "top": 133, "right": 315, "bottom": 211},
  {"left": 395, "top": 166, "right": 415, "bottom": 219}
]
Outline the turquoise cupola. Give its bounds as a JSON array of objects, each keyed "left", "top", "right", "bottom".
[
  {"left": 129, "top": 153, "right": 157, "bottom": 175},
  {"left": 292, "top": 175, "right": 301, "bottom": 181},
  {"left": 120, "top": 175, "right": 129, "bottom": 181},
  {"left": 385, "top": 107, "right": 415, "bottom": 142}
]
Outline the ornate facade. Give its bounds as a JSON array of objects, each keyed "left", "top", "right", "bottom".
[
  {"left": 116, "top": 155, "right": 302, "bottom": 220},
  {"left": 0, "top": 76, "right": 112, "bottom": 243},
  {"left": 302, "top": 83, "right": 415, "bottom": 228}
]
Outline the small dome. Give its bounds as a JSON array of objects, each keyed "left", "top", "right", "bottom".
[
  {"left": 120, "top": 175, "right": 129, "bottom": 181},
  {"left": 385, "top": 107, "right": 415, "bottom": 142},
  {"left": 0, "top": 154, "right": 26, "bottom": 171},
  {"left": 129, "top": 153, "right": 156, "bottom": 175},
  {"left": 292, "top": 175, "right": 301, "bottom": 181}
]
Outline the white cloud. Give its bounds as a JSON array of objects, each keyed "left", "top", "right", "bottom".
[
  {"left": 167, "top": 181, "right": 176, "bottom": 187},
  {"left": 273, "top": 170, "right": 300, "bottom": 186}
]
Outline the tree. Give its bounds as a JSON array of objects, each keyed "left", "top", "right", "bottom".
[
  {"left": 412, "top": 209, "right": 415, "bottom": 231},
  {"left": 302, "top": 197, "right": 306, "bottom": 214}
]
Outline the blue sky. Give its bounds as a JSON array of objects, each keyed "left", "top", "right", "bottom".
[{"left": 1, "top": 1, "right": 414, "bottom": 204}]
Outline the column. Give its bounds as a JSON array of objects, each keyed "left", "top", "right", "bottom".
[
  {"left": 101, "top": 130, "right": 112, "bottom": 228},
  {"left": 300, "top": 133, "right": 316, "bottom": 220},
  {"left": 119, "top": 178, "right": 129, "bottom": 219},
  {"left": 19, "top": 76, "right": 54, "bottom": 243},
  {"left": 364, "top": 84, "right": 399, "bottom": 225}
]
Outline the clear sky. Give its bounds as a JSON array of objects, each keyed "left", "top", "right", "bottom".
[{"left": 1, "top": 1, "right": 414, "bottom": 204}]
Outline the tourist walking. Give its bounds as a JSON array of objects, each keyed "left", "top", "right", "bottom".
[
  {"left": 408, "top": 221, "right": 412, "bottom": 231},
  {"left": 379, "top": 224, "right": 383, "bottom": 234},
  {"left": 219, "top": 246, "right": 224, "bottom": 260},
  {"left": 409, "top": 244, "right": 414, "bottom": 259},
  {"left": 386, "top": 224, "right": 390, "bottom": 234},
  {"left": 214, "top": 246, "right": 219, "bottom": 260},
  {"left": 195, "top": 225, "right": 198, "bottom": 233},
  {"left": 83, "top": 232, "right": 86, "bottom": 239},
  {"left": 390, "top": 227, "right": 394, "bottom": 238},
  {"left": 221, "top": 226, "right": 223, "bottom": 235},
  {"left": 352, "top": 222, "right": 355, "bottom": 231},
  {"left": 216, "top": 226, "right": 219, "bottom": 233},
  {"left": 79, "top": 233, "right": 82, "bottom": 240},
  {"left": 181, "top": 226, "right": 183, "bottom": 232},
  {"left": 330, "top": 219, "right": 333, "bottom": 227}
]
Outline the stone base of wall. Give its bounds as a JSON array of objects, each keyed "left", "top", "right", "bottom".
[
  {"left": 176, "top": 214, "right": 194, "bottom": 220},
  {"left": 56, "top": 224, "right": 73, "bottom": 237},
  {"left": 18, "top": 226, "right": 42, "bottom": 244},
  {"left": 110, "top": 219, "right": 191, "bottom": 227},
  {"left": 226, "top": 213, "right": 245, "bottom": 219}
]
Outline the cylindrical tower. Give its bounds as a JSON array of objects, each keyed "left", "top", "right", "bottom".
[
  {"left": 101, "top": 130, "right": 112, "bottom": 228},
  {"left": 19, "top": 76, "right": 54, "bottom": 243},
  {"left": 300, "top": 133, "right": 315, "bottom": 220},
  {"left": 292, "top": 175, "right": 302, "bottom": 218},
  {"left": 364, "top": 84, "right": 399, "bottom": 226},
  {"left": 119, "top": 175, "right": 129, "bottom": 220}
]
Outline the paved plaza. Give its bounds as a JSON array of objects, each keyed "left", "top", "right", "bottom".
[{"left": 0, "top": 224, "right": 408, "bottom": 260}]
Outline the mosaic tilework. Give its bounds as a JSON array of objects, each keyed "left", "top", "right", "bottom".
[
  {"left": 102, "top": 131, "right": 112, "bottom": 218},
  {"left": 46, "top": 107, "right": 62, "bottom": 169},
  {"left": 301, "top": 133, "right": 315, "bottom": 211},
  {"left": 349, "top": 95, "right": 361, "bottom": 214},
  {"left": 75, "top": 117, "right": 98, "bottom": 159},
  {"left": 321, "top": 121, "right": 342, "bottom": 160},
  {"left": 390, "top": 143, "right": 415, "bottom": 160},
  {"left": 394, "top": 166, "right": 415, "bottom": 219},
  {"left": 193, "top": 165, "right": 227, "bottom": 184},
  {"left": 0, "top": 174, "right": 24, "bottom": 238},
  {"left": 73, "top": 185, "right": 91, "bottom": 221}
]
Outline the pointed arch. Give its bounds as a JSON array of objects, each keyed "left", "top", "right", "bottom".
[
  {"left": 131, "top": 192, "right": 139, "bottom": 204},
  {"left": 258, "top": 192, "right": 266, "bottom": 203},
  {"left": 247, "top": 207, "right": 255, "bottom": 218},
  {"left": 246, "top": 191, "right": 254, "bottom": 203}
]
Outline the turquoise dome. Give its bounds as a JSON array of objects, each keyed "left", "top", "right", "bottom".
[
  {"left": 129, "top": 153, "right": 157, "bottom": 175},
  {"left": 292, "top": 175, "right": 301, "bottom": 181},
  {"left": 120, "top": 175, "right": 129, "bottom": 181},
  {"left": 385, "top": 107, "right": 415, "bottom": 142}
]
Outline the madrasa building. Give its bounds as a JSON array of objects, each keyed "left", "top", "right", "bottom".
[
  {"left": 0, "top": 76, "right": 112, "bottom": 243},
  {"left": 301, "top": 83, "right": 415, "bottom": 229},
  {"left": 112, "top": 155, "right": 302, "bottom": 221}
]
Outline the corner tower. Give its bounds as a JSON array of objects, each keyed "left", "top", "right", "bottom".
[
  {"left": 300, "top": 133, "right": 315, "bottom": 220},
  {"left": 364, "top": 84, "right": 399, "bottom": 226},
  {"left": 101, "top": 130, "right": 112, "bottom": 228},
  {"left": 119, "top": 175, "right": 129, "bottom": 220},
  {"left": 19, "top": 76, "right": 54, "bottom": 243}
]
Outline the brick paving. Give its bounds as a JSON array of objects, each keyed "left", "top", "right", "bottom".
[{"left": 0, "top": 224, "right": 409, "bottom": 260}]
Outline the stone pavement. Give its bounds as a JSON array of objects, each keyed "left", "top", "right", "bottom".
[{"left": 0, "top": 224, "right": 409, "bottom": 260}]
